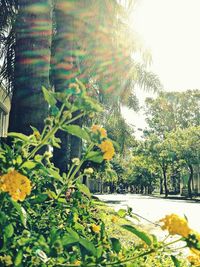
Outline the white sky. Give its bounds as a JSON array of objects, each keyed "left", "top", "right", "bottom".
[{"left": 122, "top": 0, "right": 200, "bottom": 137}]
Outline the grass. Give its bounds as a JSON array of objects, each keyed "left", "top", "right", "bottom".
[{"left": 94, "top": 200, "right": 151, "bottom": 248}]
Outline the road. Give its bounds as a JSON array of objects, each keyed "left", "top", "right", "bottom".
[{"left": 96, "top": 194, "right": 200, "bottom": 237}]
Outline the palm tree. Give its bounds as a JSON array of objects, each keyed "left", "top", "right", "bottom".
[
  {"left": 0, "top": 0, "right": 53, "bottom": 134},
  {"left": 0, "top": 0, "right": 162, "bottom": 173},
  {"left": 8, "top": 0, "right": 53, "bottom": 134},
  {"left": 51, "top": 0, "right": 83, "bottom": 172},
  {"left": 0, "top": 0, "right": 18, "bottom": 95}
]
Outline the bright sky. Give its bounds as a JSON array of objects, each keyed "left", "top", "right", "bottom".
[{"left": 122, "top": 0, "right": 200, "bottom": 137}]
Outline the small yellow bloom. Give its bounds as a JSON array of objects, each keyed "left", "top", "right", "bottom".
[
  {"left": 91, "top": 125, "right": 107, "bottom": 138},
  {"left": 111, "top": 216, "right": 118, "bottom": 223},
  {"left": 160, "top": 213, "right": 191, "bottom": 237},
  {"left": 187, "top": 254, "right": 200, "bottom": 266},
  {"left": 98, "top": 140, "right": 115, "bottom": 160},
  {"left": 73, "top": 260, "right": 81, "bottom": 266},
  {"left": 91, "top": 224, "right": 101, "bottom": 234},
  {"left": 0, "top": 170, "right": 31, "bottom": 201},
  {"left": 118, "top": 251, "right": 125, "bottom": 260}
]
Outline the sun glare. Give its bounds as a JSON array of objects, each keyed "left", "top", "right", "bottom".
[{"left": 130, "top": 0, "right": 200, "bottom": 90}]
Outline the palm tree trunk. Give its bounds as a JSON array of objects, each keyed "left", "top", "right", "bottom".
[
  {"left": 51, "top": 1, "right": 82, "bottom": 173},
  {"left": 70, "top": 113, "right": 82, "bottom": 160},
  {"left": 9, "top": 0, "right": 52, "bottom": 134}
]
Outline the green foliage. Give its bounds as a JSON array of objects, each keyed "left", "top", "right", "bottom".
[
  {"left": 145, "top": 90, "right": 200, "bottom": 137},
  {"left": 0, "top": 86, "right": 194, "bottom": 267},
  {"left": 122, "top": 225, "right": 152, "bottom": 247}
]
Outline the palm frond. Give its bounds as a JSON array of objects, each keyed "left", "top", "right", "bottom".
[{"left": 0, "top": 0, "right": 18, "bottom": 95}]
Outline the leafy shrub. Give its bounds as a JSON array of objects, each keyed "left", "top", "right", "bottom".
[{"left": 0, "top": 82, "right": 199, "bottom": 266}]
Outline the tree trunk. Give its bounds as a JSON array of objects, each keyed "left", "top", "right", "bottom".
[
  {"left": 51, "top": 1, "right": 82, "bottom": 173},
  {"left": 69, "top": 112, "right": 82, "bottom": 160},
  {"left": 160, "top": 177, "right": 163, "bottom": 194},
  {"left": 188, "top": 164, "right": 193, "bottom": 199},
  {"left": 163, "top": 168, "right": 168, "bottom": 197},
  {"left": 9, "top": 0, "right": 52, "bottom": 134}
]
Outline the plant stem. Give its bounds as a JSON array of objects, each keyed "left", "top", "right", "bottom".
[
  {"left": 19, "top": 111, "right": 85, "bottom": 168},
  {"left": 87, "top": 249, "right": 155, "bottom": 266},
  {"left": 164, "top": 237, "right": 183, "bottom": 247}
]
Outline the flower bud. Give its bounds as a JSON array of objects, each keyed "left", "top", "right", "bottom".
[
  {"left": 44, "top": 117, "right": 53, "bottom": 126},
  {"left": 33, "top": 131, "right": 40, "bottom": 140},
  {"left": 63, "top": 110, "right": 72, "bottom": 120},
  {"left": 84, "top": 168, "right": 94, "bottom": 175},
  {"left": 72, "top": 158, "right": 80, "bottom": 165}
]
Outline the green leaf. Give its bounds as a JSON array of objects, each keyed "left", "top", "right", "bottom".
[
  {"left": 21, "top": 161, "right": 36, "bottom": 169},
  {"left": 30, "top": 194, "right": 48, "bottom": 204},
  {"left": 49, "top": 106, "right": 59, "bottom": 116},
  {"left": 96, "top": 247, "right": 103, "bottom": 259},
  {"left": 34, "top": 155, "right": 43, "bottom": 162},
  {"left": 122, "top": 225, "right": 152, "bottom": 246},
  {"left": 62, "top": 235, "right": 78, "bottom": 246},
  {"left": 171, "top": 255, "right": 181, "bottom": 267},
  {"left": 11, "top": 200, "right": 27, "bottom": 228},
  {"left": 14, "top": 249, "right": 23, "bottom": 266},
  {"left": 48, "top": 168, "right": 63, "bottom": 182},
  {"left": 110, "top": 238, "right": 121, "bottom": 253},
  {"left": 16, "top": 155, "right": 23, "bottom": 165},
  {"left": 79, "top": 238, "right": 97, "bottom": 256},
  {"left": 61, "top": 125, "right": 90, "bottom": 142},
  {"left": 46, "top": 190, "right": 57, "bottom": 199},
  {"left": 30, "top": 126, "right": 39, "bottom": 133},
  {"left": 117, "top": 209, "right": 127, "bottom": 218},
  {"left": 51, "top": 137, "right": 61, "bottom": 148},
  {"left": 0, "top": 211, "right": 7, "bottom": 224},
  {"left": 42, "top": 86, "right": 57, "bottom": 106},
  {"left": 85, "top": 151, "right": 103, "bottom": 163},
  {"left": 57, "top": 197, "right": 67, "bottom": 203},
  {"left": 66, "top": 228, "right": 80, "bottom": 240},
  {"left": 7, "top": 132, "right": 29, "bottom": 142},
  {"left": 4, "top": 224, "right": 14, "bottom": 238},
  {"left": 76, "top": 183, "right": 91, "bottom": 198}
]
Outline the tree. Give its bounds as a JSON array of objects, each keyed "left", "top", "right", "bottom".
[
  {"left": 128, "top": 154, "right": 158, "bottom": 194},
  {"left": 167, "top": 126, "right": 200, "bottom": 198},
  {"left": 145, "top": 90, "right": 200, "bottom": 138},
  {"left": 0, "top": 0, "right": 18, "bottom": 95},
  {"left": 1, "top": 0, "right": 162, "bottom": 174},
  {"left": 8, "top": 0, "right": 53, "bottom": 134},
  {"left": 142, "top": 135, "right": 176, "bottom": 197}
]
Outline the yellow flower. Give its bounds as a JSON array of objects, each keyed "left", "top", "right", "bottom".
[
  {"left": 190, "top": 248, "right": 200, "bottom": 256},
  {"left": 160, "top": 213, "right": 191, "bottom": 237},
  {"left": 111, "top": 216, "right": 118, "bottom": 223},
  {"left": 91, "top": 224, "right": 100, "bottom": 233},
  {"left": 91, "top": 125, "right": 107, "bottom": 138},
  {"left": 98, "top": 140, "right": 115, "bottom": 160},
  {"left": 0, "top": 170, "right": 31, "bottom": 201},
  {"left": 73, "top": 260, "right": 81, "bottom": 266},
  {"left": 187, "top": 254, "right": 200, "bottom": 266}
]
